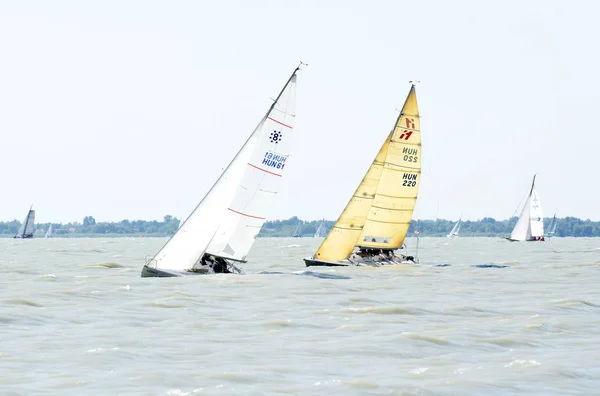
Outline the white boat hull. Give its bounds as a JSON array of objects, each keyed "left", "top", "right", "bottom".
[{"left": 141, "top": 258, "right": 243, "bottom": 277}]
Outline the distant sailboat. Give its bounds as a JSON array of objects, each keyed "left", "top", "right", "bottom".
[
  {"left": 507, "top": 175, "right": 545, "bottom": 242},
  {"left": 546, "top": 212, "right": 557, "bottom": 238},
  {"left": 45, "top": 224, "right": 53, "bottom": 238},
  {"left": 446, "top": 219, "right": 461, "bottom": 238},
  {"left": 14, "top": 205, "right": 35, "bottom": 239},
  {"left": 292, "top": 221, "right": 303, "bottom": 238},
  {"left": 142, "top": 65, "right": 301, "bottom": 277},
  {"left": 314, "top": 219, "right": 327, "bottom": 238},
  {"left": 304, "top": 84, "right": 421, "bottom": 267}
]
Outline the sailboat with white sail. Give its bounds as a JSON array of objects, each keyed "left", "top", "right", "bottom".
[
  {"left": 141, "top": 64, "right": 301, "bottom": 277},
  {"left": 507, "top": 175, "right": 545, "bottom": 242},
  {"left": 292, "top": 221, "right": 303, "bottom": 238},
  {"left": 446, "top": 219, "right": 461, "bottom": 238},
  {"left": 314, "top": 219, "right": 327, "bottom": 238},
  {"left": 45, "top": 224, "right": 53, "bottom": 238},
  {"left": 14, "top": 205, "right": 35, "bottom": 239},
  {"left": 304, "top": 83, "right": 421, "bottom": 267},
  {"left": 546, "top": 212, "right": 557, "bottom": 238}
]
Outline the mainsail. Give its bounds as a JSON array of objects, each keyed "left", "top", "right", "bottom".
[
  {"left": 447, "top": 219, "right": 461, "bottom": 238},
  {"left": 45, "top": 224, "right": 53, "bottom": 238},
  {"left": 15, "top": 206, "right": 35, "bottom": 239},
  {"left": 313, "top": 84, "right": 421, "bottom": 261},
  {"left": 146, "top": 66, "right": 299, "bottom": 272},
  {"left": 509, "top": 175, "right": 544, "bottom": 241}
]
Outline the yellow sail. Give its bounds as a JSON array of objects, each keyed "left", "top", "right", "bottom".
[
  {"left": 313, "top": 84, "right": 421, "bottom": 261},
  {"left": 358, "top": 85, "right": 421, "bottom": 249},
  {"left": 313, "top": 133, "right": 393, "bottom": 261}
]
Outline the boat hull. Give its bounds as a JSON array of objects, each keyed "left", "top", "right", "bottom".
[
  {"left": 140, "top": 265, "right": 210, "bottom": 278},
  {"left": 304, "top": 256, "right": 417, "bottom": 268},
  {"left": 505, "top": 237, "right": 545, "bottom": 242},
  {"left": 304, "top": 258, "right": 349, "bottom": 267}
]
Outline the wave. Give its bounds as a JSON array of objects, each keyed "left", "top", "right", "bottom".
[
  {"left": 344, "top": 306, "right": 425, "bottom": 315},
  {"left": 401, "top": 332, "right": 451, "bottom": 345},
  {"left": 90, "top": 262, "right": 125, "bottom": 269},
  {"left": 257, "top": 270, "right": 351, "bottom": 280},
  {"left": 143, "top": 302, "right": 186, "bottom": 309},
  {"left": 1, "top": 298, "right": 42, "bottom": 307},
  {"left": 553, "top": 298, "right": 600, "bottom": 308},
  {"left": 472, "top": 264, "right": 509, "bottom": 268}
]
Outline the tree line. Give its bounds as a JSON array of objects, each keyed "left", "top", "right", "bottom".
[{"left": 0, "top": 215, "right": 597, "bottom": 237}]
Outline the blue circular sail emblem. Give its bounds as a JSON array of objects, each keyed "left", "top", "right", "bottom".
[{"left": 270, "top": 130, "right": 282, "bottom": 144}]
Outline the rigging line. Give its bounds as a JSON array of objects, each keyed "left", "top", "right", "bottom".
[{"left": 511, "top": 190, "right": 528, "bottom": 218}]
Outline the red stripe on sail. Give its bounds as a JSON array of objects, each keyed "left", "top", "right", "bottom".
[
  {"left": 267, "top": 117, "right": 292, "bottom": 129},
  {"left": 247, "top": 163, "right": 282, "bottom": 177},
  {"left": 228, "top": 208, "right": 266, "bottom": 220}
]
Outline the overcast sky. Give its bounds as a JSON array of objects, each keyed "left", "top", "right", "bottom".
[{"left": 1, "top": 0, "right": 598, "bottom": 223}]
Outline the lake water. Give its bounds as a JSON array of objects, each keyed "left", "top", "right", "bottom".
[{"left": 1, "top": 237, "right": 599, "bottom": 395}]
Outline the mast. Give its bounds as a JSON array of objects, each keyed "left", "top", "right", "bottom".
[{"left": 529, "top": 174, "right": 537, "bottom": 196}]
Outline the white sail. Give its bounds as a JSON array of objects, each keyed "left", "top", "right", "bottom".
[
  {"left": 529, "top": 187, "right": 544, "bottom": 237},
  {"left": 205, "top": 75, "right": 297, "bottom": 260},
  {"left": 314, "top": 221, "right": 325, "bottom": 238},
  {"left": 446, "top": 219, "right": 461, "bottom": 238},
  {"left": 25, "top": 210, "right": 35, "bottom": 236},
  {"left": 149, "top": 67, "right": 299, "bottom": 271},
  {"left": 16, "top": 221, "right": 26, "bottom": 237},
  {"left": 45, "top": 224, "right": 53, "bottom": 238},
  {"left": 546, "top": 213, "right": 557, "bottom": 236},
  {"left": 510, "top": 194, "right": 532, "bottom": 241},
  {"left": 509, "top": 176, "right": 543, "bottom": 241},
  {"left": 15, "top": 206, "right": 35, "bottom": 238},
  {"left": 292, "top": 221, "right": 302, "bottom": 237}
]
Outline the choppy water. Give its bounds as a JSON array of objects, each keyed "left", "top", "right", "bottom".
[{"left": 1, "top": 237, "right": 599, "bottom": 395}]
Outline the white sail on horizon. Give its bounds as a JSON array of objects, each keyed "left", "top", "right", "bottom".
[
  {"left": 446, "top": 219, "right": 461, "bottom": 238},
  {"left": 15, "top": 206, "right": 35, "bottom": 238},
  {"left": 509, "top": 176, "right": 544, "bottom": 241},
  {"left": 314, "top": 220, "right": 326, "bottom": 238}
]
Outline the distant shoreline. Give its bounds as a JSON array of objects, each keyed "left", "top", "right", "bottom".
[{"left": 1, "top": 215, "right": 596, "bottom": 237}]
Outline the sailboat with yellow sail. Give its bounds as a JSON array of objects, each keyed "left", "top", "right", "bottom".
[{"left": 304, "top": 83, "right": 421, "bottom": 267}]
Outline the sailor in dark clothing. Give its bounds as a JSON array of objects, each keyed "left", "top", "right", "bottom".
[{"left": 212, "top": 257, "right": 231, "bottom": 273}]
